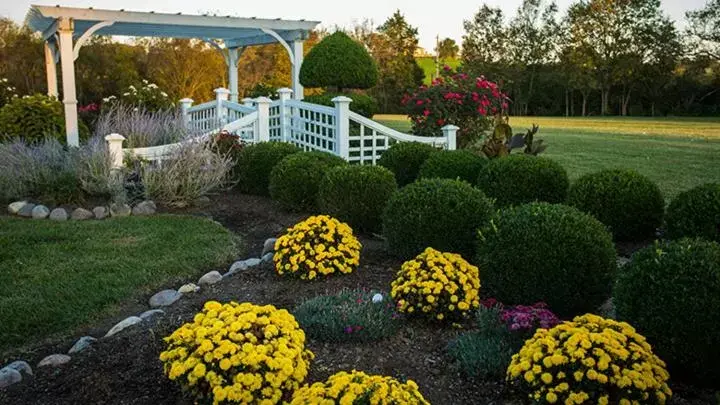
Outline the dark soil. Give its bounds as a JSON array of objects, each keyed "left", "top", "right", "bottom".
[{"left": 0, "top": 190, "right": 715, "bottom": 404}]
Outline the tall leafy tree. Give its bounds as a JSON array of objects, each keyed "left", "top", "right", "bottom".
[
  {"left": 462, "top": 5, "right": 509, "bottom": 78},
  {"left": 687, "top": 0, "right": 720, "bottom": 61},
  {"left": 436, "top": 38, "right": 459, "bottom": 60}
]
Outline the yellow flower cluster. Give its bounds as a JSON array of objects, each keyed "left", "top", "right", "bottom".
[
  {"left": 390, "top": 247, "right": 480, "bottom": 321},
  {"left": 290, "top": 370, "right": 430, "bottom": 405},
  {"left": 159, "top": 301, "right": 314, "bottom": 405},
  {"left": 507, "top": 314, "right": 672, "bottom": 405},
  {"left": 273, "top": 215, "right": 361, "bottom": 280}
]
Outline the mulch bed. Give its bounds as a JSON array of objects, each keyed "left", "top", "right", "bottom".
[{"left": 0, "top": 190, "right": 715, "bottom": 404}]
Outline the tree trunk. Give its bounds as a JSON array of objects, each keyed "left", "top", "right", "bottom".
[
  {"left": 582, "top": 91, "right": 588, "bottom": 117},
  {"left": 651, "top": 102, "right": 655, "bottom": 117},
  {"left": 621, "top": 90, "right": 631, "bottom": 116},
  {"left": 601, "top": 87, "right": 610, "bottom": 116},
  {"left": 565, "top": 89, "right": 569, "bottom": 117}
]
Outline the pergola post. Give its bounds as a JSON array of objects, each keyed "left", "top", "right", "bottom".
[
  {"left": 44, "top": 42, "right": 58, "bottom": 98},
  {"left": 291, "top": 40, "right": 304, "bottom": 100},
  {"left": 227, "top": 47, "right": 241, "bottom": 103},
  {"left": 57, "top": 17, "right": 79, "bottom": 146}
]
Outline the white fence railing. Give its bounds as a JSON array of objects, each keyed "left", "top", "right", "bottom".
[{"left": 107, "top": 87, "right": 457, "bottom": 168}]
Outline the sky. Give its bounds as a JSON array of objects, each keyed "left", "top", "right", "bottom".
[{"left": 1, "top": 0, "right": 708, "bottom": 51}]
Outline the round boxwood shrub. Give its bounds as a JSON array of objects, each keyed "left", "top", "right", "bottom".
[
  {"left": 235, "top": 141, "right": 301, "bottom": 195},
  {"left": 477, "top": 203, "right": 616, "bottom": 317},
  {"left": 0, "top": 94, "right": 89, "bottom": 143},
  {"left": 377, "top": 142, "right": 438, "bottom": 186},
  {"left": 300, "top": 32, "right": 378, "bottom": 91},
  {"left": 476, "top": 154, "right": 569, "bottom": 207},
  {"left": 567, "top": 169, "right": 664, "bottom": 241},
  {"left": 418, "top": 149, "right": 487, "bottom": 184},
  {"left": 382, "top": 178, "right": 494, "bottom": 259},
  {"left": 318, "top": 164, "right": 397, "bottom": 233},
  {"left": 303, "top": 92, "right": 378, "bottom": 118},
  {"left": 666, "top": 183, "right": 720, "bottom": 242},
  {"left": 614, "top": 238, "right": 720, "bottom": 386},
  {"left": 269, "top": 151, "right": 346, "bottom": 211}
]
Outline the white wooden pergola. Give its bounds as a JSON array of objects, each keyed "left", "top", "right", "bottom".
[{"left": 25, "top": 5, "right": 320, "bottom": 146}]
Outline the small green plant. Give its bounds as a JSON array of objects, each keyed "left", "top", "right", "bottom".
[
  {"left": 377, "top": 141, "right": 438, "bottom": 186},
  {"left": 666, "top": 183, "right": 720, "bottom": 242},
  {"left": 447, "top": 329, "right": 515, "bottom": 379},
  {"left": 567, "top": 169, "right": 664, "bottom": 241},
  {"left": 418, "top": 149, "right": 487, "bottom": 184},
  {"left": 235, "top": 142, "right": 302, "bottom": 196},
  {"left": 269, "top": 151, "right": 347, "bottom": 211},
  {"left": 318, "top": 164, "right": 397, "bottom": 233},
  {"left": 382, "top": 178, "right": 494, "bottom": 259},
  {"left": 0, "top": 94, "right": 88, "bottom": 143},
  {"left": 293, "top": 289, "right": 400, "bottom": 343},
  {"left": 476, "top": 154, "right": 569, "bottom": 206}
]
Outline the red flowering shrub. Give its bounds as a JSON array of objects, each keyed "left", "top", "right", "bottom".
[{"left": 403, "top": 66, "right": 508, "bottom": 148}]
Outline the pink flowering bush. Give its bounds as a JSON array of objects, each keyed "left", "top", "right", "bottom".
[{"left": 403, "top": 66, "right": 509, "bottom": 148}]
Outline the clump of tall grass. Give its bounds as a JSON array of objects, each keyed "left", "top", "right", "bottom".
[{"left": 94, "top": 103, "right": 197, "bottom": 148}]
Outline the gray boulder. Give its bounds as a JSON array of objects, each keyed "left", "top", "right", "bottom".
[
  {"left": 37, "top": 354, "right": 71, "bottom": 368},
  {"left": 262, "top": 238, "right": 278, "bottom": 256},
  {"left": 139, "top": 309, "right": 165, "bottom": 321},
  {"left": 132, "top": 200, "right": 157, "bottom": 216},
  {"left": 0, "top": 368, "right": 22, "bottom": 388},
  {"left": 104, "top": 316, "right": 143, "bottom": 338},
  {"left": 92, "top": 206, "right": 108, "bottom": 220},
  {"left": 5, "top": 360, "right": 32, "bottom": 376},
  {"left": 71, "top": 207, "right": 94, "bottom": 220},
  {"left": 31, "top": 205, "right": 50, "bottom": 219},
  {"left": 17, "top": 203, "right": 36, "bottom": 218},
  {"left": 228, "top": 258, "right": 261, "bottom": 275},
  {"left": 109, "top": 202, "right": 131, "bottom": 217},
  {"left": 261, "top": 252, "right": 274, "bottom": 264},
  {"left": 68, "top": 336, "right": 97, "bottom": 354},
  {"left": 149, "top": 289, "right": 181, "bottom": 307},
  {"left": 8, "top": 201, "right": 27, "bottom": 215},
  {"left": 198, "top": 271, "right": 222, "bottom": 285},
  {"left": 178, "top": 283, "right": 200, "bottom": 294},
  {"left": 49, "top": 208, "right": 68, "bottom": 221}
]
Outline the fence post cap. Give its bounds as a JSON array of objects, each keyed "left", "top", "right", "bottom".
[
  {"left": 179, "top": 98, "right": 194, "bottom": 103},
  {"left": 214, "top": 87, "right": 231, "bottom": 95},
  {"left": 441, "top": 124, "right": 460, "bottom": 130},
  {"left": 331, "top": 95, "right": 353, "bottom": 103},
  {"left": 255, "top": 96, "right": 272, "bottom": 104},
  {"left": 277, "top": 88, "right": 293, "bottom": 95},
  {"left": 105, "top": 133, "right": 126, "bottom": 141}
]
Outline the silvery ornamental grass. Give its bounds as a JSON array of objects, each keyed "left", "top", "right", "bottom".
[{"left": 94, "top": 103, "right": 199, "bottom": 148}]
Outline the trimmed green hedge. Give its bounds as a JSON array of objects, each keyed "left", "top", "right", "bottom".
[
  {"left": 477, "top": 203, "right": 616, "bottom": 317},
  {"left": 419, "top": 149, "right": 487, "bottom": 184},
  {"left": 382, "top": 178, "right": 494, "bottom": 259},
  {"left": 666, "top": 183, "right": 720, "bottom": 242},
  {"left": 235, "top": 142, "right": 302, "bottom": 196},
  {"left": 269, "top": 151, "right": 347, "bottom": 211},
  {"left": 0, "top": 94, "right": 89, "bottom": 143},
  {"left": 378, "top": 142, "right": 438, "bottom": 187},
  {"left": 567, "top": 169, "right": 664, "bottom": 241},
  {"left": 318, "top": 165, "right": 397, "bottom": 233},
  {"left": 300, "top": 32, "right": 378, "bottom": 91},
  {"left": 614, "top": 238, "right": 720, "bottom": 387}
]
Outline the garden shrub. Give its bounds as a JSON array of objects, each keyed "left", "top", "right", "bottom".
[
  {"left": 419, "top": 149, "right": 487, "bottom": 184},
  {"left": 293, "top": 289, "right": 400, "bottom": 343},
  {"left": 318, "top": 164, "right": 397, "bottom": 233},
  {"left": 273, "top": 215, "right": 361, "bottom": 280},
  {"left": 614, "top": 238, "right": 720, "bottom": 386},
  {"left": 160, "top": 301, "right": 314, "bottom": 404},
  {"left": 403, "top": 67, "right": 508, "bottom": 147},
  {"left": 477, "top": 203, "right": 616, "bottom": 317},
  {"left": 291, "top": 370, "right": 429, "bottom": 405},
  {"left": 0, "top": 94, "right": 88, "bottom": 143},
  {"left": 448, "top": 330, "right": 515, "bottom": 379},
  {"left": 377, "top": 141, "right": 438, "bottom": 186},
  {"left": 102, "top": 80, "right": 174, "bottom": 112},
  {"left": 507, "top": 314, "right": 672, "bottom": 405},
  {"left": 303, "top": 92, "right": 378, "bottom": 118},
  {"left": 299, "top": 32, "right": 378, "bottom": 91},
  {"left": 382, "top": 178, "right": 494, "bottom": 259},
  {"left": 391, "top": 247, "right": 481, "bottom": 321},
  {"left": 476, "top": 154, "right": 569, "bottom": 206},
  {"left": 666, "top": 183, "right": 720, "bottom": 242},
  {"left": 0, "top": 77, "right": 18, "bottom": 108},
  {"left": 235, "top": 142, "right": 301, "bottom": 196},
  {"left": 269, "top": 151, "right": 346, "bottom": 211},
  {"left": 567, "top": 169, "right": 664, "bottom": 241}
]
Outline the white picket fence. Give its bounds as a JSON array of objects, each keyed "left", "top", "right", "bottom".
[{"left": 106, "top": 87, "right": 458, "bottom": 168}]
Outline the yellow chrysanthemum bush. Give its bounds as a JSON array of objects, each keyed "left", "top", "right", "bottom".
[
  {"left": 290, "top": 370, "right": 430, "bottom": 404},
  {"left": 273, "top": 215, "right": 361, "bottom": 280},
  {"left": 390, "top": 247, "right": 480, "bottom": 321},
  {"left": 506, "top": 314, "right": 672, "bottom": 405},
  {"left": 159, "top": 301, "right": 314, "bottom": 404}
]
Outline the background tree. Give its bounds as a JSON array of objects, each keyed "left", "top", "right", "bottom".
[
  {"left": 686, "top": 0, "right": 720, "bottom": 61},
  {"left": 436, "top": 38, "right": 459, "bottom": 60}
]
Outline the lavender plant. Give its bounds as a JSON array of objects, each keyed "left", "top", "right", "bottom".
[{"left": 94, "top": 103, "right": 197, "bottom": 148}]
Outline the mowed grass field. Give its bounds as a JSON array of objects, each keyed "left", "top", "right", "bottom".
[{"left": 374, "top": 115, "right": 720, "bottom": 199}]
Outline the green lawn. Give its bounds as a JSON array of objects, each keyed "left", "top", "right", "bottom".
[
  {"left": 374, "top": 115, "right": 720, "bottom": 199},
  {"left": 0, "top": 215, "right": 238, "bottom": 353}
]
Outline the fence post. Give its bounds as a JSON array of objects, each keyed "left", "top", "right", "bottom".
[
  {"left": 277, "top": 88, "right": 293, "bottom": 142},
  {"left": 214, "top": 88, "right": 230, "bottom": 128},
  {"left": 242, "top": 97, "right": 255, "bottom": 108},
  {"left": 442, "top": 125, "right": 459, "bottom": 151},
  {"left": 105, "top": 133, "right": 126, "bottom": 169},
  {"left": 179, "top": 98, "right": 193, "bottom": 129},
  {"left": 255, "top": 97, "right": 271, "bottom": 143},
  {"left": 332, "top": 96, "right": 352, "bottom": 160}
]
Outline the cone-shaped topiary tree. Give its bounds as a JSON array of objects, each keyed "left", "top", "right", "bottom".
[{"left": 300, "top": 32, "right": 379, "bottom": 92}]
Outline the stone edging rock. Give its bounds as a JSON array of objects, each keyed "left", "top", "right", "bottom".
[
  {"left": 6, "top": 200, "right": 157, "bottom": 221},
  {"left": 0, "top": 237, "right": 278, "bottom": 390}
]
